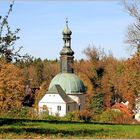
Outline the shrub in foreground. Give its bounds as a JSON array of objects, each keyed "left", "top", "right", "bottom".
[
  {"left": 66, "top": 110, "right": 92, "bottom": 122},
  {"left": 96, "top": 109, "right": 134, "bottom": 124},
  {"left": 1, "top": 107, "right": 38, "bottom": 119}
]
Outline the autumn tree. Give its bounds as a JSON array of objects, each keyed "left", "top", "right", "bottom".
[
  {"left": 0, "top": 1, "right": 30, "bottom": 113},
  {"left": 122, "top": 0, "right": 140, "bottom": 110},
  {"left": 74, "top": 45, "right": 106, "bottom": 114},
  {"left": 122, "top": 54, "right": 140, "bottom": 110},
  {"left": 80, "top": 45, "right": 131, "bottom": 114},
  {"left": 101, "top": 56, "right": 125, "bottom": 108},
  {"left": 0, "top": 61, "right": 25, "bottom": 113}
]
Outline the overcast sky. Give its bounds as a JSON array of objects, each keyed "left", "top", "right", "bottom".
[{"left": 0, "top": 0, "right": 135, "bottom": 60}]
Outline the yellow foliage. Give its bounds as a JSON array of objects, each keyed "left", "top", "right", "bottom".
[{"left": 0, "top": 61, "right": 25, "bottom": 112}]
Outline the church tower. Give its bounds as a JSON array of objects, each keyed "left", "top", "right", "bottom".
[
  {"left": 39, "top": 20, "right": 86, "bottom": 116},
  {"left": 48, "top": 19, "right": 86, "bottom": 112},
  {"left": 49, "top": 19, "right": 86, "bottom": 95},
  {"left": 60, "top": 19, "right": 74, "bottom": 73}
]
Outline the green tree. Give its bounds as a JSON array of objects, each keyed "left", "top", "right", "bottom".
[
  {"left": 91, "top": 93, "right": 104, "bottom": 115},
  {"left": 35, "top": 59, "right": 45, "bottom": 87}
]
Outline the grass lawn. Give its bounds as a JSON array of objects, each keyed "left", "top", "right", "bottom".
[{"left": 0, "top": 118, "right": 140, "bottom": 139}]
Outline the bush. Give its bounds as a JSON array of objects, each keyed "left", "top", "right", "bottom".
[
  {"left": 39, "top": 111, "right": 49, "bottom": 120},
  {"left": 65, "top": 110, "right": 92, "bottom": 122},
  {"left": 78, "top": 110, "right": 92, "bottom": 122},
  {"left": 46, "top": 115, "right": 61, "bottom": 121},
  {"left": 99, "top": 109, "right": 120, "bottom": 123},
  {"left": 65, "top": 111, "right": 80, "bottom": 121},
  {"left": 65, "top": 112, "right": 75, "bottom": 121},
  {"left": 1, "top": 106, "right": 62, "bottom": 121},
  {"left": 1, "top": 107, "right": 38, "bottom": 119},
  {"left": 39, "top": 111, "right": 62, "bottom": 121},
  {"left": 95, "top": 109, "right": 134, "bottom": 124}
]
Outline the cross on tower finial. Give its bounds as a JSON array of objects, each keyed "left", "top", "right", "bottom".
[{"left": 66, "top": 17, "right": 68, "bottom": 26}]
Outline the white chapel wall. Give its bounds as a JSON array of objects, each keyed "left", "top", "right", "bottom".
[{"left": 39, "top": 94, "right": 66, "bottom": 117}]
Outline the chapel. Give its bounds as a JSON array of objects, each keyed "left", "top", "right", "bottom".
[{"left": 39, "top": 20, "right": 86, "bottom": 117}]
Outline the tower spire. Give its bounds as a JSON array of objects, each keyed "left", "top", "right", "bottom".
[{"left": 60, "top": 20, "right": 74, "bottom": 73}]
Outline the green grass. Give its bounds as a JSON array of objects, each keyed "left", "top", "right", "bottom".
[{"left": 0, "top": 118, "right": 140, "bottom": 139}]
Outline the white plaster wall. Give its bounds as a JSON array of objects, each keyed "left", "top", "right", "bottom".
[
  {"left": 39, "top": 102, "right": 66, "bottom": 117},
  {"left": 40, "top": 94, "right": 65, "bottom": 103},
  {"left": 39, "top": 94, "right": 66, "bottom": 117},
  {"left": 39, "top": 94, "right": 78, "bottom": 116},
  {"left": 39, "top": 93, "right": 85, "bottom": 116}
]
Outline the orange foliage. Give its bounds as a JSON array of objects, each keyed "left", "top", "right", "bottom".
[{"left": 0, "top": 61, "right": 25, "bottom": 112}]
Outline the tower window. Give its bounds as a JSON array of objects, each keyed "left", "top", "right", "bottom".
[
  {"left": 57, "top": 106, "right": 61, "bottom": 111},
  {"left": 66, "top": 41, "right": 69, "bottom": 47},
  {"left": 68, "top": 105, "right": 70, "bottom": 111}
]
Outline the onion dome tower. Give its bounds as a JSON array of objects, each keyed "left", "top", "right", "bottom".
[
  {"left": 49, "top": 19, "right": 86, "bottom": 110},
  {"left": 60, "top": 19, "right": 74, "bottom": 73},
  {"left": 49, "top": 19, "right": 85, "bottom": 94}
]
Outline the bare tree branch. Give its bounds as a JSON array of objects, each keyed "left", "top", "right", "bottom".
[
  {"left": 0, "top": 1, "right": 31, "bottom": 63},
  {"left": 122, "top": 0, "right": 140, "bottom": 52}
]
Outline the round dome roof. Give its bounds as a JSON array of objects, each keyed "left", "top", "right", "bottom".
[
  {"left": 60, "top": 47, "right": 74, "bottom": 55},
  {"left": 62, "top": 26, "right": 72, "bottom": 35},
  {"left": 49, "top": 73, "right": 86, "bottom": 94}
]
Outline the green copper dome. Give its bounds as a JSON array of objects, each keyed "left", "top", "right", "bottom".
[{"left": 49, "top": 73, "right": 86, "bottom": 94}]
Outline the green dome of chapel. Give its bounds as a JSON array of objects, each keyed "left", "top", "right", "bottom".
[{"left": 49, "top": 73, "right": 86, "bottom": 94}]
